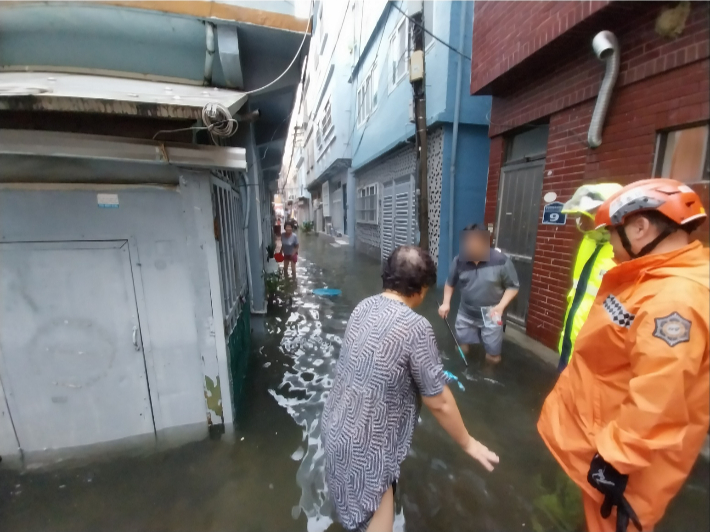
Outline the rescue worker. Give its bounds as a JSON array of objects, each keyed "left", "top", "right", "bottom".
[
  {"left": 538, "top": 178, "right": 709, "bottom": 532},
  {"left": 558, "top": 184, "right": 622, "bottom": 371}
]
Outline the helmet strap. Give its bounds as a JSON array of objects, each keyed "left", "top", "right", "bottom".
[{"left": 618, "top": 225, "right": 677, "bottom": 259}]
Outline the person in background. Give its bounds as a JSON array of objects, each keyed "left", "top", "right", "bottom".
[
  {"left": 438, "top": 224, "right": 519, "bottom": 365},
  {"left": 558, "top": 183, "right": 622, "bottom": 372},
  {"left": 538, "top": 179, "right": 709, "bottom": 532},
  {"left": 322, "top": 246, "right": 499, "bottom": 532},
  {"left": 281, "top": 221, "right": 299, "bottom": 277}
]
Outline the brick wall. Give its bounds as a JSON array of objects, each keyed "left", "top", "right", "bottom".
[
  {"left": 485, "top": 3, "right": 710, "bottom": 136},
  {"left": 478, "top": 2, "right": 710, "bottom": 349},
  {"left": 470, "top": 1, "right": 610, "bottom": 93}
]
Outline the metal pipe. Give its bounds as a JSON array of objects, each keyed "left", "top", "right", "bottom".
[
  {"left": 587, "top": 31, "right": 619, "bottom": 149},
  {"left": 448, "top": 2, "right": 467, "bottom": 265},
  {"left": 204, "top": 22, "right": 215, "bottom": 85}
]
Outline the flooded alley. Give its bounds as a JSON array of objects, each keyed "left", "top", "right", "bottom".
[{"left": 1, "top": 235, "right": 708, "bottom": 532}]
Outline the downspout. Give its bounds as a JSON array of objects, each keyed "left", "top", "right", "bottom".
[
  {"left": 448, "top": 2, "right": 467, "bottom": 265},
  {"left": 204, "top": 22, "right": 215, "bottom": 86},
  {"left": 587, "top": 31, "right": 619, "bottom": 148},
  {"left": 240, "top": 172, "right": 256, "bottom": 312}
]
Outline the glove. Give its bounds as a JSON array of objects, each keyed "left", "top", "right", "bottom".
[{"left": 587, "top": 453, "right": 642, "bottom": 532}]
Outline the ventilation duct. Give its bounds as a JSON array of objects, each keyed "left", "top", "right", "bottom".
[{"left": 587, "top": 31, "right": 620, "bottom": 149}]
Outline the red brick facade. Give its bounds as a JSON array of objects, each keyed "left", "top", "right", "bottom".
[
  {"left": 473, "top": 1, "right": 710, "bottom": 349},
  {"left": 471, "top": 1, "right": 610, "bottom": 94}
]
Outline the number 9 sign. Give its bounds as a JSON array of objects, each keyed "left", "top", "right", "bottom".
[{"left": 542, "top": 202, "right": 567, "bottom": 225}]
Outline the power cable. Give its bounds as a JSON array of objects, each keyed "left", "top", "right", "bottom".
[
  {"left": 346, "top": 1, "right": 396, "bottom": 159},
  {"left": 152, "top": 102, "right": 238, "bottom": 143},
  {"left": 390, "top": 1, "right": 471, "bottom": 62},
  {"left": 244, "top": 3, "right": 312, "bottom": 95}
]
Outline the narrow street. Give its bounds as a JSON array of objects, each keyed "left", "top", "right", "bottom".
[{"left": 0, "top": 235, "right": 707, "bottom": 532}]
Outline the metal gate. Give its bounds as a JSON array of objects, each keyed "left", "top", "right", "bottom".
[
  {"left": 494, "top": 159, "right": 545, "bottom": 326},
  {"left": 211, "top": 174, "right": 249, "bottom": 334},
  {"left": 381, "top": 176, "right": 415, "bottom": 263}
]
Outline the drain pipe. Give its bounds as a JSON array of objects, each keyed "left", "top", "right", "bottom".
[
  {"left": 204, "top": 22, "right": 215, "bottom": 85},
  {"left": 587, "top": 31, "right": 619, "bottom": 148},
  {"left": 241, "top": 171, "right": 267, "bottom": 315},
  {"left": 448, "top": 2, "right": 467, "bottom": 265}
]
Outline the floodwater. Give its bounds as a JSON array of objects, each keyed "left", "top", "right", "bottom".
[{"left": 1, "top": 235, "right": 708, "bottom": 532}]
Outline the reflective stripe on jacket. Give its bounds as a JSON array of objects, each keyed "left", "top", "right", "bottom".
[
  {"left": 538, "top": 241, "right": 710, "bottom": 527},
  {"left": 557, "top": 236, "right": 616, "bottom": 371}
]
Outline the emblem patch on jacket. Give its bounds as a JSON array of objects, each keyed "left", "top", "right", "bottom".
[
  {"left": 653, "top": 312, "right": 692, "bottom": 347},
  {"left": 603, "top": 295, "right": 635, "bottom": 328}
]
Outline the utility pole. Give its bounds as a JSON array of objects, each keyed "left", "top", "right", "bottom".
[{"left": 409, "top": 5, "right": 428, "bottom": 250}]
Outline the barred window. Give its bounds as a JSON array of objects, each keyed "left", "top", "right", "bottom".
[{"left": 357, "top": 184, "right": 378, "bottom": 223}]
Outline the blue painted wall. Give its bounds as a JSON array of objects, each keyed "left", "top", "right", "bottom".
[
  {"left": 437, "top": 123, "right": 490, "bottom": 285},
  {"left": 351, "top": 1, "right": 490, "bottom": 171}
]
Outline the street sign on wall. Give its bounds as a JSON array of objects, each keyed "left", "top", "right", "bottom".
[{"left": 542, "top": 201, "right": 567, "bottom": 225}]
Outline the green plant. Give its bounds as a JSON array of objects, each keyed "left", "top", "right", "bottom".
[
  {"left": 301, "top": 221, "right": 314, "bottom": 234},
  {"left": 530, "top": 472, "right": 585, "bottom": 532},
  {"left": 264, "top": 271, "right": 284, "bottom": 297}
]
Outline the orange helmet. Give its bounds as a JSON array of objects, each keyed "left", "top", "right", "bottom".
[{"left": 595, "top": 178, "right": 707, "bottom": 230}]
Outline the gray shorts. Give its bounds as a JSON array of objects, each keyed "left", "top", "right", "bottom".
[{"left": 454, "top": 313, "right": 503, "bottom": 356}]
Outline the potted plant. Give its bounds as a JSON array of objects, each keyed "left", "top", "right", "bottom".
[
  {"left": 264, "top": 270, "right": 284, "bottom": 307},
  {"left": 301, "top": 221, "right": 314, "bottom": 234}
]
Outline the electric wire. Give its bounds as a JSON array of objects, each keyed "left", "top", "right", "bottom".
[
  {"left": 347, "top": 1, "right": 396, "bottom": 159},
  {"left": 390, "top": 1, "right": 471, "bottom": 62}
]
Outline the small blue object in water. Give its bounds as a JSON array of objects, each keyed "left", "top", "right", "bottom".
[
  {"left": 312, "top": 288, "right": 342, "bottom": 297},
  {"left": 443, "top": 370, "right": 466, "bottom": 392}
]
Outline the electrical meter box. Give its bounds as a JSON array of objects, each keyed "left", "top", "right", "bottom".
[{"left": 409, "top": 50, "right": 424, "bottom": 82}]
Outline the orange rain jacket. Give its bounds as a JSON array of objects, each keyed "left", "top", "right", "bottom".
[{"left": 538, "top": 241, "right": 710, "bottom": 527}]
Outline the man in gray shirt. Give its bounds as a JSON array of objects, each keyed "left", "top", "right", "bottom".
[{"left": 438, "top": 224, "right": 519, "bottom": 365}]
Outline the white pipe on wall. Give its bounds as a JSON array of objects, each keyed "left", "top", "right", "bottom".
[
  {"left": 448, "top": 2, "right": 467, "bottom": 265},
  {"left": 587, "top": 31, "right": 620, "bottom": 149}
]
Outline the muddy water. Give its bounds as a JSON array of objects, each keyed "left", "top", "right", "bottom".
[{"left": 0, "top": 235, "right": 707, "bottom": 532}]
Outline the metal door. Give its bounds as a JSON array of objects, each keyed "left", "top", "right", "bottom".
[
  {"left": 381, "top": 177, "right": 414, "bottom": 262},
  {"left": 495, "top": 160, "right": 545, "bottom": 325},
  {"left": 0, "top": 241, "right": 154, "bottom": 452}
]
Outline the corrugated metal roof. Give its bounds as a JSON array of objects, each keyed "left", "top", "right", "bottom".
[{"left": 0, "top": 72, "right": 247, "bottom": 118}]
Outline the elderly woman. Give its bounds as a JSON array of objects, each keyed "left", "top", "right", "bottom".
[{"left": 321, "top": 246, "right": 499, "bottom": 532}]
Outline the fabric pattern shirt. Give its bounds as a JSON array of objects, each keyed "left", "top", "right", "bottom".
[
  {"left": 321, "top": 295, "right": 446, "bottom": 531},
  {"left": 281, "top": 232, "right": 299, "bottom": 255},
  {"left": 447, "top": 248, "right": 520, "bottom": 319}
]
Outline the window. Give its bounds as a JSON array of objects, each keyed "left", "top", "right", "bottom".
[
  {"left": 357, "top": 184, "right": 378, "bottom": 223},
  {"left": 316, "top": 5, "right": 324, "bottom": 47},
  {"left": 389, "top": 17, "right": 408, "bottom": 90},
  {"left": 357, "top": 61, "right": 378, "bottom": 126},
  {"left": 307, "top": 138, "right": 314, "bottom": 170},
  {"left": 654, "top": 124, "right": 709, "bottom": 183},
  {"left": 317, "top": 100, "right": 334, "bottom": 151},
  {"left": 424, "top": 1, "right": 434, "bottom": 49}
]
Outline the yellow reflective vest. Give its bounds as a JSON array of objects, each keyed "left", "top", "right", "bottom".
[{"left": 557, "top": 234, "right": 615, "bottom": 371}]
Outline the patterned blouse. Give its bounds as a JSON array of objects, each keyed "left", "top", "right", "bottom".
[{"left": 321, "top": 295, "right": 446, "bottom": 530}]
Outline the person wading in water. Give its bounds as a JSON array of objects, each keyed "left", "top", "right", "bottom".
[{"left": 321, "top": 246, "right": 499, "bottom": 532}]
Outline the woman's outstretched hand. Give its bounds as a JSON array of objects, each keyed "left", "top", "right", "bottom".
[{"left": 464, "top": 436, "right": 499, "bottom": 472}]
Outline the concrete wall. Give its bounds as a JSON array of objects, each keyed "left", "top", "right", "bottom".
[{"left": 0, "top": 176, "right": 232, "bottom": 458}]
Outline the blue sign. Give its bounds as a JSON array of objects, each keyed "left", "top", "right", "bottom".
[{"left": 542, "top": 202, "right": 567, "bottom": 225}]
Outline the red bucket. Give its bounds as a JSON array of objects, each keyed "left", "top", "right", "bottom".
[{"left": 274, "top": 252, "right": 284, "bottom": 263}]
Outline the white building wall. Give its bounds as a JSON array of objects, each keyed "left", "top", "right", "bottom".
[{"left": 0, "top": 176, "right": 231, "bottom": 460}]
